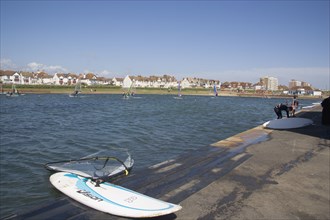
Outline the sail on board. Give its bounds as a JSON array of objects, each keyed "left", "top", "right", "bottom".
[
  {"left": 123, "top": 81, "right": 136, "bottom": 99},
  {"left": 70, "top": 79, "right": 82, "bottom": 97},
  {"left": 44, "top": 150, "right": 134, "bottom": 181},
  {"left": 213, "top": 84, "right": 218, "bottom": 97},
  {"left": 174, "top": 81, "right": 183, "bottom": 99},
  {"left": 6, "top": 84, "right": 21, "bottom": 97},
  {"left": 178, "top": 81, "right": 182, "bottom": 97}
]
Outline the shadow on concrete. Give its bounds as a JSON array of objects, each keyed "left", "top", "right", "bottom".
[{"left": 287, "top": 111, "right": 330, "bottom": 140}]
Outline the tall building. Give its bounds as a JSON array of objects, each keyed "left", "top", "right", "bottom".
[
  {"left": 289, "top": 79, "right": 312, "bottom": 90},
  {"left": 289, "top": 79, "right": 302, "bottom": 89},
  {"left": 260, "top": 76, "right": 278, "bottom": 91}
]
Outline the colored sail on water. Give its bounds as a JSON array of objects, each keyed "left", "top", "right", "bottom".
[
  {"left": 213, "top": 84, "right": 218, "bottom": 96},
  {"left": 174, "top": 81, "right": 183, "bottom": 99}
]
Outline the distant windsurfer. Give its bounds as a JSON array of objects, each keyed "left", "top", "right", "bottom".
[
  {"left": 123, "top": 92, "right": 129, "bottom": 99},
  {"left": 274, "top": 103, "right": 290, "bottom": 119},
  {"left": 213, "top": 84, "right": 218, "bottom": 96}
]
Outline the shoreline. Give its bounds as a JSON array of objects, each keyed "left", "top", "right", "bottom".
[{"left": 4, "top": 87, "right": 323, "bottom": 100}]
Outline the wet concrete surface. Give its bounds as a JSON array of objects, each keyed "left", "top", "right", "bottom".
[{"left": 4, "top": 106, "right": 329, "bottom": 220}]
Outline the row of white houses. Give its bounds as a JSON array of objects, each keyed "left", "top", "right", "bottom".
[
  {"left": 0, "top": 72, "right": 222, "bottom": 89},
  {"left": 0, "top": 71, "right": 322, "bottom": 96},
  {"left": 0, "top": 72, "right": 96, "bottom": 86}
]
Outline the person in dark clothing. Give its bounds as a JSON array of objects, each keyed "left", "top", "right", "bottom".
[
  {"left": 321, "top": 96, "right": 330, "bottom": 125},
  {"left": 291, "top": 95, "right": 299, "bottom": 117},
  {"left": 274, "top": 103, "right": 290, "bottom": 119}
]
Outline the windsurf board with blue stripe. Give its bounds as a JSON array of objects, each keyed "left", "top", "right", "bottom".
[{"left": 50, "top": 172, "right": 182, "bottom": 218}]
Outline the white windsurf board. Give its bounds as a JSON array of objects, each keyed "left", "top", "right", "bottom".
[
  {"left": 302, "top": 105, "right": 314, "bottom": 109},
  {"left": 263, "top": 118, "right": 313, "bottom": 129},
  {"left": 50, "top": 172, "right": 182, "bottom": 218}
]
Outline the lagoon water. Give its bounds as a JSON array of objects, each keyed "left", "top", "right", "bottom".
[{"left": 0, "top": 94, "right": 319, "bottom": 216}]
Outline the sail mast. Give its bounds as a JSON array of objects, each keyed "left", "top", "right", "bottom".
[{"left": 178, "top": 81, "right": 181, "bottom": 97}]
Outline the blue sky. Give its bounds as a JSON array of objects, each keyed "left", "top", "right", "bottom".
[{"left": 1, "top": 1, "right": 329, "bottom": 89}]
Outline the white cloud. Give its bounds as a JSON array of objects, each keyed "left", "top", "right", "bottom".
[
  {"left": 83, "top": 69, "right": 115, "bottom": 78},
  {"left": 27, "top": 62, "right": 43, "bottom": 71},
  {"left": 47, "top": 65, "right": 68, "bottom": 73},
  {"left": 26, "top": 62, "right": 68, "bottom": 73},
  {"left": 99, "top": 70, "right": 113, "bottom": 77},
  {"left": 1, "top": 59, "right": 69, "bottom": 74},
  {"left": 83, "top": 69, "right": 92, "bottom": 74},
  {"left": 0, "top": 58, "right": 17, "bottom": 70}
]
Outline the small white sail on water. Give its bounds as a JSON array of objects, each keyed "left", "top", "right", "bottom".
[{"left": 70, "top": 79, "right": 82, "bottom": 97}]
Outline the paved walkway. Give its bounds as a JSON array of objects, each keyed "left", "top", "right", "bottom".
[
  {"left": 177, "top": 106, "right": 329, "bottom": 220},
  {"left": 5, "top": 105, "right": 329, "bottom": 220}
]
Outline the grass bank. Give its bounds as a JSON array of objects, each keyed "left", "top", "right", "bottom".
[{"left": 1, "top": 84, "right": 325, "bottom": 99}]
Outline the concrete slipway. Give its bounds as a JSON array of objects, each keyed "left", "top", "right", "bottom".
[{"left": 4, "top": 105, "right": 329, "bottom": 220}]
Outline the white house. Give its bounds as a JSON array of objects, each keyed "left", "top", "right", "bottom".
[
  {"left": 0, "top": 74, "right": 11, "bottom": 83},
  {"left": 150, "top": 78, "right": 161, "bottom": 88},
  {"left": 181, "top": 78, "right": 190, "bottom": 89},
  {"left": 136, "top": 79, "right": 151, "bottom": 88},
  {"left": 164, "top": 81, "right": 177, "bottom": 89},
  {"left": 111, "top": 77, "right": 123, "bottom": 87},
  {"left": 80, "top": 78, "right": 93, "bottom": 86},
  {"left": 11, "top": 72, "right": 21, "bottom": 84},
  {"left": 312, "top": 90, "right": 322, "bottom": 96},
  {"left": 41, "top": 77, "right": 53, "bottom": 85},
  {"left": 84, "top": 74, "right": 99, "bottom": 85}
]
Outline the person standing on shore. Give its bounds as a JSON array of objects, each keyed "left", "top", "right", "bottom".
[
  {"left": 321, "top": 96, "right": 330, "bottom": 125},
  {"left": 291, "top": 95, "right": 299, "bottom": 117}
]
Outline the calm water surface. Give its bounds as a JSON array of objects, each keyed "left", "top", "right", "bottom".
[{"left": 0, "top": 94, "right": 319, "bottom": 216}]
